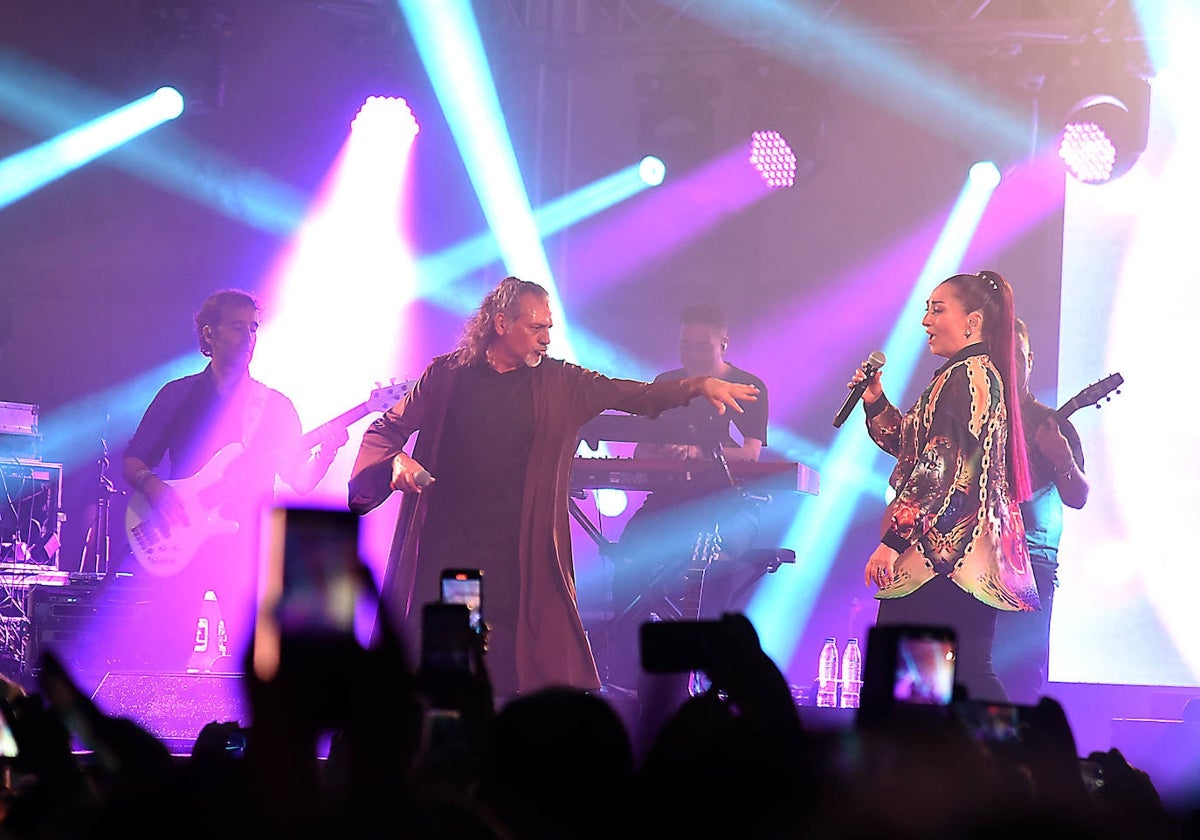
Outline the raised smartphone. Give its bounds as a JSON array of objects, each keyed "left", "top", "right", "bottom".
[
  {"left": 253, "top": 505, "right": 362, "bottom": 682},
  {"left": 858, "top": 624, "right": 957, "bottom": 728},
  {"left": 439, "top": 568, "right": 483, "bottom": 634},
  {"left": 639, "top": 619, "right": 723, "bottom": 674}
]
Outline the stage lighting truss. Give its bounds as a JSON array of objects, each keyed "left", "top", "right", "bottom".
[
  {"left": 634, "top": 63, "right": 722, "bottom": 176},
  {"left": 741, "top": 64, "right": 827, "bottom": 191},
  {"left": 142, "top": 0, "right": 237, "bottom": 115},
  {"left": 1046, "top": 69, "right": 1150, "bottom": 185}
]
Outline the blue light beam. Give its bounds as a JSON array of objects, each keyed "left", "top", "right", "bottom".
[
  {"left": 0, "top": 51, "right": 307, "bottom": 232},
  {"left": 416, "top": 160, "right": 659, "bottom": 311},
  {"left": 398, "top": 0, "right": 580, "bottom": 360},
  {"left": 0, "top": 87, "right": 182, "bottom": 209}
]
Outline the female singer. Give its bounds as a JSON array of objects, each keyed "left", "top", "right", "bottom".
[{"left": 848, "top": 270, "right": 1038, "bottom": 702}]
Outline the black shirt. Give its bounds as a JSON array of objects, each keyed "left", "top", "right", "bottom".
[
  {"left": 420, "top": 361, "right": 535, "bottom": 569},
  {"left": 652, "top": 363, "right": 768, "bottom": 450}
]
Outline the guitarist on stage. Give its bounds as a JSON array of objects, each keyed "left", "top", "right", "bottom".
[
  {"left": 992, "top": 318, "right": 1090, "bottom": 704},
  {"left": 122, "top": 288, "right": 348, "bottom": 671}
]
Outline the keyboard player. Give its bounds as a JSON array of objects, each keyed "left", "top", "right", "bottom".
[{"left": 608, "top": 304, "right": 769, "bottom": 688}]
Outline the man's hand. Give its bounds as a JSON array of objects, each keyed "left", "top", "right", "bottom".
[
  {"left": 698, "top": 378, "right": 759, "bottom": 415},
  {"left": 390, "top": 452, "right": 435, "bottom": 493},
  {"left": 318, "top": 427, "right": 350, "bottom": 460},
  {"left": 1033, "top": 417, "right": 1072, "bottom": 467},
  {"left": 126, "top": 457, "right": 189, "bottom": 526},
  {"left": 292, "top": 426, "right": 352, "bottom": 495},
  {"left": 143, "top": 475, "right": 189, "bottom": 528}
]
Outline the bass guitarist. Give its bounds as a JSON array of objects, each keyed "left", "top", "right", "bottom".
[{"left": 122, "top": 288, "right": 348, "bottom": 671}]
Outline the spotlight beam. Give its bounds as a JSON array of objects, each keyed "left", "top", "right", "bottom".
[
  {"left": 398, "top": 0, "right": 580, "bottom": 360},
  {"left": 0, "top": 50, "right": 307, "bottom": 232},
  {"left": 38, "top": 357, "right": 202, "bottom": 472},
  {"left": 0, "top": 87, "right": 181, "bottom": 209},
  {"left": 415, "top": 160, "right": 658, "bottom": 307}
]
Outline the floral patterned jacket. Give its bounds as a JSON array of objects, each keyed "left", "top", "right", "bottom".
[{"left": 864, "top": 344, "right": 1039, "bottom": 612}]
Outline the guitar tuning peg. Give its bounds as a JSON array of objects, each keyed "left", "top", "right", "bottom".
[{"left": 374, "top": 380, "right": 382, "bottom": 389}]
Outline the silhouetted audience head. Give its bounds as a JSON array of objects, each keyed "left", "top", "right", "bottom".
[
  {"left": 475, "top": 685, "right": 634, "bottom": 840},
  {"left": 0, "top": 618, "right": 1192, "bottom": 840}
]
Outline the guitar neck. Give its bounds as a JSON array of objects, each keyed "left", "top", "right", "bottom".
[
  {"left": 301, "top": 402, "right": 371, "bottom": 449},
  {"left": 1054, "top": 372, "right": 1123, "bottom": 423},
  {"left": 1053, "top": 398, "right": 1085, "bottom": 422}
]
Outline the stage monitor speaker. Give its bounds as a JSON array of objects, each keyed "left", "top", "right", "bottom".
[
  {"left": 27, "top": 580, "right": 156, "bottom": 678},
  {"left": 91, "top": 671, "right": 247, "bottom": 751}
]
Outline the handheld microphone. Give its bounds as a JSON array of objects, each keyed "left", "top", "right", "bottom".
[
  {"left": 832, "top": 351, "right": 886, "bottom": 428},
  {"left": 414, "top": 469, "right": 437, "bottom": 488}
]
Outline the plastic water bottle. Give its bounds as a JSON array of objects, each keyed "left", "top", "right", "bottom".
[
  {"left": 840, "top": 637, "right": 863, "bottom": 709},
  {"left": 817, "top": 637, "right": 839, "bottom": 707},
  {"left": 186, "top": 589, "right": 224, "bottom": 673}
]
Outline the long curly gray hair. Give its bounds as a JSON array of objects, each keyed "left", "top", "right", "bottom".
[{"left": 451, "top": 276, "right": 548, "bottom": 367}]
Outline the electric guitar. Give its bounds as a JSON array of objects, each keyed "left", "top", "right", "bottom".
[
  {"left": 125, "top": 380, "right": 410, "bottom": 577},
  {"left": 1056, "top": 372, "right": 1123, "bottom": 420}
]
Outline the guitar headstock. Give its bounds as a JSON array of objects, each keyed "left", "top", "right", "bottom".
[
  {"left": 368, "top": 378, "right": 413, "bottom": 412},
  {"left": 1058, "top": 372, "right": 1123, "bottom": 420}
]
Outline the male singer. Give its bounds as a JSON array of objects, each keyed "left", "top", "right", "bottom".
[{"left": 347, "top": 278, "right": 758, "bottom": 700}]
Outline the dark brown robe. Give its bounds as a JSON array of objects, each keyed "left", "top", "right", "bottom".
[{"left": 349, "top": 354, "right": 703, "bottom": 694}]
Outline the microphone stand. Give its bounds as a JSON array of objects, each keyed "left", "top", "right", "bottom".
[
  {"left": 708, "top": 439, "right": 736, "bottom": 489},
  {"left": 81, "top": 432, "right": 115, "bottom": 578}
]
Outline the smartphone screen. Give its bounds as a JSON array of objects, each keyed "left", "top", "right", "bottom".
[
  {"left": 956, "top": 701, "right": 1030, "bottom": 744},
  {"left": 254, "top": 506, "right": 362, "bottom": 681},
  {"left": 440, "top": 569, "right": 483, "bottom": 633},
  {"left": 893, "top": 633, "right": 956, "bottom": 706},
  {"left": 0, "top": 701, "right": 19, "bottom": 760},
  {"left": 858, "top": 624, "right": 957, "bottom": 729}
]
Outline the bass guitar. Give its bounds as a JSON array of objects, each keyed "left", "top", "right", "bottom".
[{"left": 126, "top": 380, "right": 410, "bottom": 577}]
